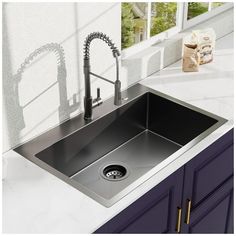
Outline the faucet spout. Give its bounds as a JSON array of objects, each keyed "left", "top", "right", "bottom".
[{"left": 83, "top": 32, "right": 121, "bottom": 121}]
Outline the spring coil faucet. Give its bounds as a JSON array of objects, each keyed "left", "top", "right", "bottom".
[{"left": 83, "top": 32, "right": 121, "bottom": 121}]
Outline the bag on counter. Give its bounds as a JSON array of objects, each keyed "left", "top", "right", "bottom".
[
  {"left": 182, "top": 44, "right": 200, "bottom": 72},
  {"left": 191, "top": 28, "right": 216, "bottom": 65}
]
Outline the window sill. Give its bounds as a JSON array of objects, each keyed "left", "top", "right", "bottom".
[{"left": 120, "top": 7, "right": 233, "bottom": 87}]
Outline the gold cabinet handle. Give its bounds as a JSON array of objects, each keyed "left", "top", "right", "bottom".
[
  {"left": 185, "top": 199, "right": 192, "bottom": 224},
  {"left": 176, "top": 207, "right": 182, "bottom": 233}
]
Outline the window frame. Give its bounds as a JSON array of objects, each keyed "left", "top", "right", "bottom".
[
  {"left": 122, "top": 2, "right": 183, "bottom": 59},
  {"left": 121, "top": 2, "right": 233, "bottom": 59},
  {"left": 183, "top": 2, "right": 234, "bottom": 30}
]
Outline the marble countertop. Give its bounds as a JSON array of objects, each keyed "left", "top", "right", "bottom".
[
  {"left": 2, "top": 33, "right": 234, "bottom": 233},
  {"left": 140, "top": 33, "right": 234, "bottom": 121}
]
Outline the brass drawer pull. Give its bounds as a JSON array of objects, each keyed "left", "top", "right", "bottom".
[
  {"left": 185, "top": 199, "right": 192, "bottom": 224},
  {"left": 176, "top": 207, "right": 182, "bottom": 233}
]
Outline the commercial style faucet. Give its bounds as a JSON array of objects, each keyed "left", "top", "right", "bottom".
[{"left": 83, "top": 32, "right": 121, "bottom": 121}]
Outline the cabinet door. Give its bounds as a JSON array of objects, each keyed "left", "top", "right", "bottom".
[
  {"left": 186, "top": 177, "right": 233, "bottom": 233},
  {"left": 95, "top": 166, "right": 184, "bottom": 233},
  {"left": 181, "top": 129, "right": 234, "bottom": 233}
]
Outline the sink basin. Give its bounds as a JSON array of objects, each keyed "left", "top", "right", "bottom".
[{"left": 14, "top": 84, "right": 226, "bottom": 207}]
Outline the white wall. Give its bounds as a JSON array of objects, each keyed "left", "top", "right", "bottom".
[
  {"left": 2, "top": 3, "right": 233, "bottom": 153},
  {"left": 2, "top": 2, "right": 121, "bottom": 152}
]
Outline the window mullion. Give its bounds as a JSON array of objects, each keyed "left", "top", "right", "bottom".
[
  {"left": 147, "top": 2, "right": 151, "bottom": 39},
  {"left": 176, "top": 2, "right": 184, "bottom": 31},
  {"left": 182, "top": 2, "right": 189, "bottom": 30},
  {"left": 208, "top": 2, "right": 212, "bottom": 11}
]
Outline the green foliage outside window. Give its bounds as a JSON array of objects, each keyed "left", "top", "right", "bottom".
[
  {"left": 122, "top": 2, "right": 225, "bottom": 50},
  {"left": 150, "top": 3, "right": 177, "bottom": 37},
  {"left": 187, "top": 2, "right": 209, "bottom": 20},
  {"left": 121, "top": 3, "right": 135, "bottom": 49},
  {"left": 212, "top": 2, "right": 225, "bottom": 8},
  {"left": 187, "top": 2, "right": 225, "bottom": 20}
]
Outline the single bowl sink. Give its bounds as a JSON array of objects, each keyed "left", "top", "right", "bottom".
[{"left": 15, "top": 84, "right": 226, "bottom": 207}]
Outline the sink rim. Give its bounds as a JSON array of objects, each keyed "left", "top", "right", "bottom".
[{"left": 13, "top": 84, "right": 227, "bottom": 207}]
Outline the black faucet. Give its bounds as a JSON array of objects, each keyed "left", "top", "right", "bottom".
[{"left": 83, "top": 32, "right": 121, "bottom": 121}]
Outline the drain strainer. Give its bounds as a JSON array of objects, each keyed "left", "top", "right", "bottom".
[{"left": 102, "top": 164, "right": 128, "bottom": 181}]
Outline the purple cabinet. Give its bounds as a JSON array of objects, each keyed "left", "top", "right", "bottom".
[
  {"left": 182, "top": 177, "right": 233, "bottom": 233},
  {"left": 95, "top": 129, "right": 233, "bottom": 234},
  {"left": 96, "top": 166, "right": 184, "bottom": 233},
  {"left": 181, "top": 129, "right": 233, "bottom": 233}
]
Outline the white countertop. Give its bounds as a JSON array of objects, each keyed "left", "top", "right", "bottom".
[
  {"left": 140, "top": 33, "right": 234, "bottom": 121},
  {"left": 2, "top": 33, "right": 234, "bottom": 233}
]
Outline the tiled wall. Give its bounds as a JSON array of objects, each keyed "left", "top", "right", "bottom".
[{"left": 2, "top": 3, "right": 234, "bottom": 153}]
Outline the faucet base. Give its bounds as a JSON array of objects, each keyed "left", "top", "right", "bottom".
[
  {"left": 114, "top": 80, "right": 122, "bottom": 106},
  {"left": 84, "top": 96, "right": 93, "bottom": 120}
]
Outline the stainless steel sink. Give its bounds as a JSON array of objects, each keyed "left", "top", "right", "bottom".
[{"left": 14, "top": 84, "right": 226, "bottom": 207}]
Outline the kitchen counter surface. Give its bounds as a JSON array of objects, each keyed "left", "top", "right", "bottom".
[
  {"left": 140, "top": 33, "right": 234, "bottom": 121},
  {"left": 2, "top": 33, "right": 234, "bottom": 233}
]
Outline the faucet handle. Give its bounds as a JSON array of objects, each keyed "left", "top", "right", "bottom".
[
  {"left": 97, "top": 87, "right": 101, "bottom": 99},
  {"left": 92, "top": 87, "right": 103, "bottom": 108}
]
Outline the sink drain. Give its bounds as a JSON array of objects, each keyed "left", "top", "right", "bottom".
[{"left": 102, "top": 164, "right": 128, "bottom": 181}]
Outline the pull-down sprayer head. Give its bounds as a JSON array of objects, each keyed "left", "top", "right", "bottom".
[{"left": 83, "top": 32, "right": 121, "bottom": 121}]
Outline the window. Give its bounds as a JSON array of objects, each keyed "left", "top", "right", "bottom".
[
  {"left": 187, "top": 2, "right": 209, "bottom": 20},
  {"left": 150, "top": 3, "right": 177, "bottom": 37},
  {"left": 187, "top": 2, "right": 226, "bottom": 20},
  {"left": 122, "top": 3, "right": 148, "bottom": 49},
  {"left": 183, "top": 2, "right": 232, "bottom": 29},
  {"left": 121, "top": 2, "right": 233, "bottom": 54},
  {"left": 211, "top": 2, "right": 225, "bottom": 9},
  {"left": 122, "top": 2, "right": 179, "bottom": 51}
]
